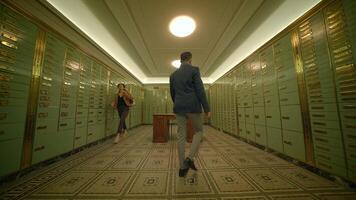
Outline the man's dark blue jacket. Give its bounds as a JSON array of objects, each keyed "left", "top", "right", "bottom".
[{"left": 169, "top": 63, "right": 210, "bottom": 114}]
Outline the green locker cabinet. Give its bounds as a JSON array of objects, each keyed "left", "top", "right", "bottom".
[
  {"left": 87, "top": 62, "right": 101, "bottom": 143},
  {"left": 32, "top": 33, "right": 65, "bottom": 164},
  {"left": 274, "top": 33, "right": 305, "bottom": 161},
  {"left": 74, "top": 54, "right": 91, "bottom": 148},
  {"left": 57, "top": 46, "right": 80, "bottom": 155},
  {"left": 106, "top": 73, "right": 120, "bottom": 136},
  {"left": 0, "top": 4, "right": 37, "bottom": 175},
  {"left": 96, "top": 66, "right": 107, "bottom": 139},
  {"left": 251, "top": 54, "right": 265, "bottom": 144},
  {"left": 267, "top": 127, "right": 283, "bottom": 153},
  {"left": 324, "top": 0, "right": 356, "bottom": 180},
  {"left": 235, "top": 65, "right": 246, "bottom": 138},
  {"left": 283, "top": 130, "right": 306, "bottom": 162},
  {"left": 255, "top": 125, "right": 267, "bottom": 146}
]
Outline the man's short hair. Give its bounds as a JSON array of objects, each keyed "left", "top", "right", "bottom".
[{"left": 180, "top": 51, "right": 192, "bottom": 62}]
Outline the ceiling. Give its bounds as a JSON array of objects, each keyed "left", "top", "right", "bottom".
[
  {"left": 45, "top": 0, "right": 321, "bottom": 84},
  {"left": 106, "top": 0, "right": 253, "bottom": 77}
]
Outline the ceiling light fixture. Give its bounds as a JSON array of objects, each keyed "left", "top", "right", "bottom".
[
  {"left": 171, "top": 60, "right": 181, "bottom": 68},
  {"left": 169, "top": 16, "right": 196, "bottom": 37}
]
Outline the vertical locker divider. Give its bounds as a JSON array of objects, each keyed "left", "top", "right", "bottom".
[
  {"left": 22, "top": 30, "right": 44, "bottom": 169},
  {"left": 291, "top": 30, "right": 313, "bottom": 163}
]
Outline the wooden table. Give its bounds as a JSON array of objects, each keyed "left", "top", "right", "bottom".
[{"left": 153, "top": 113, "right": 194, "bottom": 143}]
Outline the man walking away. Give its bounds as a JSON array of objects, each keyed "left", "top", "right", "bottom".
[{"left": 169, "top": 51, "right": 211, "bottom": 177}]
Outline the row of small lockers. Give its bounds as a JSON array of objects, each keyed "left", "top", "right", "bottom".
[
  {"left": 143, "top": 87, "right": 171, "bottom": 124},
  {"left": 0, "top": 4, "right": 144, "bottom": 177},
  {"left": 209, "top": 0, "right": 355, "bottom": 183}
]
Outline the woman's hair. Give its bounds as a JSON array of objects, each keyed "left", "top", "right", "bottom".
[{"left": 117, "top": 83, "right": 125, "bottom": 88}]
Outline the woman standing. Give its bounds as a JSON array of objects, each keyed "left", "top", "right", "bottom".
[{"left": 113, "top": 83, "right": 133, "bottom": 143}]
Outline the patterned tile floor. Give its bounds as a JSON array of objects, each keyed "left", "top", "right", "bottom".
[{"left": 1, "top": 125, "right": 356, "bottom": 200}]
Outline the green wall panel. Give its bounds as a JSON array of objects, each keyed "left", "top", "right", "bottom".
[
  {"left": 210, "top": 0, "right": 356, "bottom": 183},
  {"left": 0, "top": 3, "right": 37, "bottom": 175},
  {"left": 32, "top": 33, "right": 65, "bottom": 164}
]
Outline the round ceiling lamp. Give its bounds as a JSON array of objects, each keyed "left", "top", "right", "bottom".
[
  {"left": 171, "top": 60, "right": 181, "bottom": 68},
  {"left": 169, "top": 16, "right": 196, "bottom": 37}
]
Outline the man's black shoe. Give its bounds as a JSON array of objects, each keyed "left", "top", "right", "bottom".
[
  {"left": 185, "top": 157, "right": 197, "bottom": 171},
  {"left": 179, "top": 168, "right": 189, "bottom": 177}
]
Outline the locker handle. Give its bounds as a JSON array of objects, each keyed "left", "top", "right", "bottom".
[
  {"left": 238, "top": 114, "right": 242, "bottom": 117},
  {"left": 282, "top": 116, "right": 290, "bottom": 120},
  {"left": 256, "top": 133, "right": 260, "bottom": 137},
  {"left": 283, "top": 141, "right": 292, "bottom": 145},
  {"left": 89, "top": 120, "right": 93, "bottom": 123},
  {"left": 345, "top": 115, "right": 356, "bottom": 119},
  {"left": 317, "top": 154, "right": 330, "bottom": 161},
  {"left": 279, "top": 86, "right": 287, "bottom": 90},
  {"left": 343, "top": 105, "right": 356, "bottom": 109},
  {"left": 346, "top": 125, "right": 356, "bottom": 129},
  {"left": 280, "top": 98, "right": 288, "bottom": 102},
  {"left": 264, "top": 90, "right": 270, "bottom": 94},
  {"left": 319, "top": 162, "right": 332, "bottom": 170},
  {"left": 77, "top": 112, "right": 83, "bottom": 114},
  {"left": 88, "top": 133, "right": 93, "bottom": 136},
  {"left": 315, "top": 137, "right": 329, "bottom": 143},
  {"left": 60, "top": 123, "right": 67, "bottom": 127},
  {"left": 312, "top": 114, "right": 325, "bottom": 118},
  {"left": 347, "top": 134, "right": 356, "bottom": 139},
  {"left": 313, "top": 122, "right": 326, "bottom": 126},
  {"left": 311, "top": 106, "right": 324, "bottom": 110},
  {"left": 37, "top": 126, "right": 47, "bottom": 130},
  {"left": 76, "top": 121, "right": 82, "bottom": 125},
  {"left": 254, "top": 115, "right": 259, "bottom": 119},
  {"left": 254, "top": 101, "right": 259, "bottom": 104},
  {"left": 34, "top": 145, "right": 45, "bottom": 152},
  {"left": 247, "top": 131, "right": 250, "bottom": 134},
  {"left": 245, "top": 114, "right": 249, "bottom": 118},
  {"left": 316, "top": 145, "right": 330, "bottom": 152},
  {"left": 266, "top": 100, "right": 271, "bottom": 103},
  {"left": 75, "top": 136, "right": 81, "bottom": 140},
  {"left": 38, "top": 113, "right": 48, "bottom": 118},
  {"left": 314, "top": 129, "right": 327, "bottom": 134},
  {"left": 266, "top": 116, "right": 272, "bottom": 119}
]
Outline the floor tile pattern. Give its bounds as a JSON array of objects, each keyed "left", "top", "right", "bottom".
[{"left": 0, "top": 125, "right": 355, "bottom": 199}]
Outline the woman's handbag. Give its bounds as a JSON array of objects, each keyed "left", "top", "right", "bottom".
[
  {"left": 123, "top": 89, "right": 134, "bottom": 107},
  {"left": 124, "top": 97, "right": 134, "bottom": 107}
]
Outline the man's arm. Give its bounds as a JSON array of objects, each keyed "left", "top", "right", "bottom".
[
  {"left": 169, "top": 76, "right": 175, "bottom": 103},
  {"left": 192, "top": 67, "right": 210, "bottom": 112}
]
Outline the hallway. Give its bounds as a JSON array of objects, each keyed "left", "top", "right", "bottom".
[{"left": 1, "top": 126, "right": 355, "bottom": 200}]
